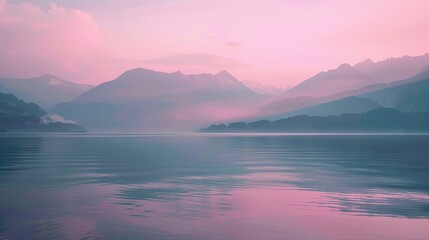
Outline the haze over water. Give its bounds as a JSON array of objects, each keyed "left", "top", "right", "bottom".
[{"left": 0, "top": 134, "right": 428, "bottom": 239}]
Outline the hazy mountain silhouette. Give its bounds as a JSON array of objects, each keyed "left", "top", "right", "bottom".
[
  {"left": 264, "top": 68, "right": 429, "bottom": 119},
  {"left": 0, "top": 92, "right": 46, "bottom": 117},
  {"left": 418, "top": 64, "right": 429, "bottom": 74},
  {"left": 267, "top": 96, "right": 381, "bottom": 120},
  {"left": 257, "top": 60, "right": 429, "bottom": 119},
  {"left": 266, "top": 54, "right": 429, "bottom": 117},
  {"left": 8, "top": 54, "right": 427, "bottom": 132},
  {"left": 73, "top": 68, "right": 256, "bottom": 103},
  {"left": 257, "top": 83, "right": 388, "bottom": 118},
  {"left": 243, "top": 80, "right": 287, "bottom": 96},
  {"left": 0, "top": 74, "right": 93, "bottom": 110},
  {"left": 363, "top": 76, "right": 429, "bottom": 113},
  {"left": 0, "top": 92, "right": 85, "bottom": 132},
  {"left": 282, "top": 63, "right": 373, "bottom": 98},
  {"left": 354, "top": 53, "right": 429, "bottom": 83},
  {"left": 53, "top": 68, "right": 261, "bottom": 131}
]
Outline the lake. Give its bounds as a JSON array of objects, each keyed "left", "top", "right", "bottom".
[{"left": 0, "top": 133, "right": 429, "bottom": 240}]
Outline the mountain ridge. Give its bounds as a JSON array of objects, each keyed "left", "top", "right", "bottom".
[
  {"left": 0, "top": 91, "right": 85, "bottom": 132},
  {"left": 53, "top": 68, "right": 261, "bottom": 131},
  {"left": 262, "top": 68, "right": 429, "bottom": 119},
  {"left": 281, "top": 63, "right": 373, "bottom": 98},
  {"left": 0, "top": 74, "right": 93, "bottom": 110}
]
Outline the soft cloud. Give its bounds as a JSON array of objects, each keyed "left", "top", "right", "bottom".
[
  {"left": 1, "top": 0, "right": 429, "bottom": 87},
  {"left": 40, "top": 114, "right": 77, "bottom": 124},
  {"left": 0, "top": 0, "right": 6, "bottom": 11},
  {"left": 0, "top": 1, "right": 126, "bottom": 83},
  {"left": 322, "top": 1, "right": 429, "bottom": 58},
  {"left": 142, "top": 53, "right": 250, "bottom": 73},
  {"left": 224, "top": 42, "right": 241, "bottom": 47}
]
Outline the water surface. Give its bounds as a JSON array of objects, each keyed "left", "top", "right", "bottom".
[{"left": 1, "top": 134, "right": 429, "bottom": 239}]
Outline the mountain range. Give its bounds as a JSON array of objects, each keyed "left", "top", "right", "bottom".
[
  {"left": 53, "top": 68, "right": 261, "bottom": 131},
  {"left": 1, "top": 53, "right": 429, "bottom": 132},
  {"left": 0, "top": 74, "right": 93, "bottom": 110},
  {"left": 242, "top": 80, "right": 287, "bottom": 96},
  {"left": 281, "top": 63, "right": 373, "bottom": 98},
  {"left": 267, "top": 67, "right": 429, "bottom": 119},
  {"left": 353, "top": 53, "right": 429, "bottom": 83},
  {"left": 257, "top": 54, "right": 429, "bottom": 119},
  {"left": 282, "top": 53, "right": 429, "bottom": 99}
]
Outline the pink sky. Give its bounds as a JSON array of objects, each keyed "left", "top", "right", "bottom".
[{"left": 0, "top": 0, "right": 428, "bottom": 87}]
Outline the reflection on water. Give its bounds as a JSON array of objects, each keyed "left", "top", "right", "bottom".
[{"left": 0, "top": 134, "right": 429, "bottom": 239}]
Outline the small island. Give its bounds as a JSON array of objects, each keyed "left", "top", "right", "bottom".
[{"left": 200, "top": 108, "right": 429, "bottom": 133}]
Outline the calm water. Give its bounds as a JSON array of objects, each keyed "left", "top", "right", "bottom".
[{"left": 1, "top": 134, "right": 429, "bottom": 240}]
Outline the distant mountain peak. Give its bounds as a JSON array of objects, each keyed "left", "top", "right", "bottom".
[
  {"left": 359, "top": 58, "right": 374, "bottom": 65},
  {"left": 125, "top": 67, "right": 155, "bottom": 74},
  {"left": 214, "top": 70, "right": 242, "bottom": 85},
  {"left": 321, "top": 63, "right": 363, "bottom": 77},
  {"left": 116, "top": 68, "right": 161, "bottom": 81},
  {"left": 31, "top": 74, "right": 68, "bottom": 85},
  {"left": 216, "top": 70, "right": 230, "bottom": 74},
  {"left": 53, "top": 67, "right": 260, "bottom": 130},
  {"left": 35, "top": 73, "right": 63, "bottom": 81},
  {"left": 281, "top": 62, "right": 372, "bottom": 98},
  {"left": 353, "top": 53, "right": 429, "bottom": 83},
  {"left": 215, "top": 70, "right": 235, "bottom": 79},
  {"left": 39, "top": 73, "right": 59, "bottom": 79},
  {"left": 243, "top": 80, "right": 286, "bottom": 96},
  {"left": 365, "top": 53, "right": 429, "bottom": 66},
  {"left": 336, "top": 63, "right": 353, "bottom": 70},
  {"left": 0, "top": 74, "right": 94, "bottom": 109}
]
